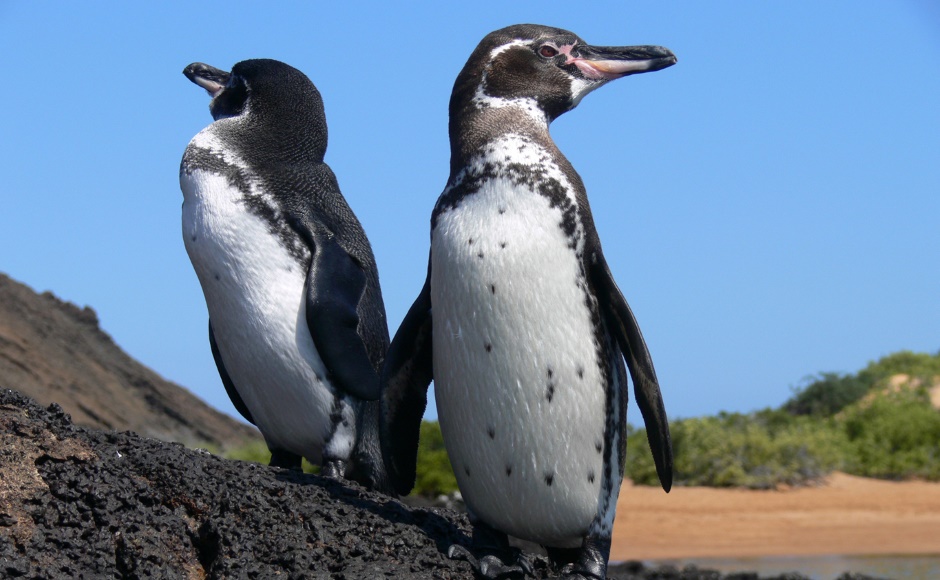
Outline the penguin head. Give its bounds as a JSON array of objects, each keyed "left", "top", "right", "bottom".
[
  {"left": 184, "top": 59, "right": 328, "bottom": 161},
  {"left": 452, "top": 24, "right": 676, "bottom": 123}
]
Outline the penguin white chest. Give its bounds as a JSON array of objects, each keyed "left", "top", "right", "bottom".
[
  {"left": 430, "top": 138, "right": 615, "bottom": 547},
  {"left": 179, "top": 141, "right": 348, "bottom": 463}
]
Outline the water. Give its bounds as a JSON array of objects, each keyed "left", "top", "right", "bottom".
[{"left": 644, "top": 554, "right": 940, "bottom": 579}]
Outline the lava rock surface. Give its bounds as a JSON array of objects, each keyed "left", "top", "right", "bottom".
[{"left": 0, "top": 389, "right": 885, "bottom": 579}]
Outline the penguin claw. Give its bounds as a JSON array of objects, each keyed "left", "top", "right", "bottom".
[
  {"left": 447, "top": 544, "right": 535, "bottom": 580},
  {"left": 447, "top": 544, "right": 532, "bottom": 579},
  {"left": 479, "top": 555, "right": 527, "bottom": 579},
  {"left": 558, "top": 567, "right": 605, "bottom": 580},
  {"left": 320, "top": 459, "right": 346, "bottom": 479}
]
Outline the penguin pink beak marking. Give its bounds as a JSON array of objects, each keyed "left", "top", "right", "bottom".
[
  {"left": 558, "top": 42, "right": 663, "bottom": 80},
  {"left": 193, "top": 76, "right": 226, "bottom": 98}
]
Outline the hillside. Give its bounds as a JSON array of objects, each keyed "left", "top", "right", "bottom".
[{"left": 0, "top": 273, "right": 259, "bottom": 451}]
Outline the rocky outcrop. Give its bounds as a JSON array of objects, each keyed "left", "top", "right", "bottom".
[
  {"left": 0, "top": 273, "right": 258, "bottom": 450},
  {"left": 1, "top": 389, "right": 886, "bottom": 579},
  {"left": 0, "top": 389, "right": 477, "bottom": 579}
]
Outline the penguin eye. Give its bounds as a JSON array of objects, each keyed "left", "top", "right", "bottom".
[{"left": 538, "top": 45, "right": 558, "bottom": 58}]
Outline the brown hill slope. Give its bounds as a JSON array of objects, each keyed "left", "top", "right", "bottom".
[{"left": 0, "top": 273, "right": 259, "bottom": 451}]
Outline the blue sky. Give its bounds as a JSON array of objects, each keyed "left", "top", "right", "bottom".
[{"left": 1, "top": 2, "right": 937, "bottom": 425}]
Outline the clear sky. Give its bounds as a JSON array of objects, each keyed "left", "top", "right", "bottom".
[{"left": 1, "top": 2, "right": 937, "bottom": 426}]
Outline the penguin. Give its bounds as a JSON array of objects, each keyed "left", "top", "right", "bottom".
[
  {"left": 180, "top": 59, "right": 390, "bottom": 492},
  {"left": 381, "top": 25, "right": 675, "bottom": 578}
]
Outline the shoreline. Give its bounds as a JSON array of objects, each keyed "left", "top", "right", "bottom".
[{"left": 610, "top": 471, "right": 940, "bottom": 561}]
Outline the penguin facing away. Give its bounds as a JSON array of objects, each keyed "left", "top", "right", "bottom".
[
  {"left": 180, "top": 58, "right": 390, "bottom": 492},
  {"left": 382, "top": 25, "right": 675, "bottom": 578}
]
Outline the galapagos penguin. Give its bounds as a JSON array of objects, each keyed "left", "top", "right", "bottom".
[
  {"left": 180, "top": 58, "right": 390, "bottom": 491},
  {"left": 382, "top": 25, "right": 675, "bottom": 578}
]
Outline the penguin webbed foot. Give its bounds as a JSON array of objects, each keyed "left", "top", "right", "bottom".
[
  {"left": 446, "top": 544, "right": 534, "bottom": 579},
  {"left": 448, "top": 521, "right": 534, "bottom": 579},
  {"left": 548, "top": 536, "right": 609, "bottom": 580},
  {"left": 555, "top": 565, "right": 605, "bottom": 580},
  {"left": 320, "top": 458, "right": 347, "bottom": 480}
]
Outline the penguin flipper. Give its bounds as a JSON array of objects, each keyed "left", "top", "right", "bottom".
[
  {"left": 304, "top": 228, "right": 382, "bottom": 402},
  {"left": 591, "top": 254, "right": 673, "bottom": 492},
  {"left": 209, "top": 320, "right": 256, "bottom": 426},
  {"left": 382, "top": 258, "right": 434, "bottom": 495}
]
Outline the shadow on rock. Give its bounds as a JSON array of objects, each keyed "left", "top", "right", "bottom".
[{"left": 0, "top": 389, "right": 892, "bottom": 580}]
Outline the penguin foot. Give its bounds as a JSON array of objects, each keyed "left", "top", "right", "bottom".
[
  {"left": 558, "top": 573, "right": 603, "bottom": 580},
  {"left": 557, "top": 566, "right": 605, "bottom": 580},
  {"left": 447, "top": 544, "right": 534, "bottom": 579},
  {"left": 320, "top": 459, "right": 347, "bottom": 479},
  {"left": 552, "top": 535, "right": 609, "bottom": 580}
]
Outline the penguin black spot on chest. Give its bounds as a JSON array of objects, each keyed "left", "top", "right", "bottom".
[{"left": 432, "top": 139, "right": 580, "bottom": 248}]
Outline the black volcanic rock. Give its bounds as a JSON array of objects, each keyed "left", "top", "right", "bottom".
[
  {"left": 0, "top": 389, "right": 477, "bottom": 579},
  {"left": 2, "top": 390, "right": 887, "bottom": 579},
  {"left": 0, "top": 273, "right": 259, "bottom": 450}
]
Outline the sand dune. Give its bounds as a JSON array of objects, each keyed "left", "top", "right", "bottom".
[{"left": 611, "top": 472, "right": 940, "bottom": 560}]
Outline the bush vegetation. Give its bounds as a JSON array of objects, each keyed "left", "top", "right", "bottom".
[
  {"left": 627, "top": 350, "right": 940, "bottom": 488},
  {"left": 783, "top": 350, "right": 940, "bottom": 416},
  {"left": 626, "top": 409, "right": 846, "bottom": 489},
  {"left": 840, "top": 387, "right": 940, "bottom": 480},
  {"left": 222, "top": 440, "right": 318, "bottom": 473},
  {"left": 413, "top": 420, "right": 459, "bottom": 496}
]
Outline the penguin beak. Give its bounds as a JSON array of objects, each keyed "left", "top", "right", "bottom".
[
  {"left": 570, "top": 45, "right": 677, "bottom": 81},
  {"left": 183, "top": 62, "right": 231, "bottom": 98}
]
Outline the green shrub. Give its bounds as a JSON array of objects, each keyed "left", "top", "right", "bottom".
[
  {"left": 222, "top": 441, "right": 318, "bottom": 473},
  {"left": 784, "top": 372, "right": 871, "bottom": 416},
  {"left": 858, "top": 350, "right": 940, "bottom": 382},
  {"left": 840, "top": 388, "right": 940, "bottom": 481},
  {"left": 223, "top": 440, "right": 272, "bottom": 464},
  {"left": 412, "top": 421, "right": 459, "bottom": 496},
  {"left": 627, "top": 411, "right": 845, "bottom": 489},
  {"left": 783, "top": 350, "right": 940, "bottom": 417},
  {"left": 625, "top": 423, "right": 662, "bottom": 487}
]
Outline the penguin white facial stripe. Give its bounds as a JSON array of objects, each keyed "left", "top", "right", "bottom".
[
  {"left": 488, "top": 39, "right": 528, "bottom": 60},
  {"left": 473, "top": 41, "right": 549, "bottom": 125},
  {"left": 568, "top": 77, "right": 605, "bottom": 108}
]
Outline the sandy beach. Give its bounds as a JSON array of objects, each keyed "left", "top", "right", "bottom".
[{"left": 611, "top": 472, "right": 940, "bottom": 560}]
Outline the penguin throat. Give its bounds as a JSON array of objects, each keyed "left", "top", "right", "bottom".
[{"left": 471, "top": 81, "right": 549, "bottom": 127}]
